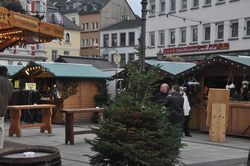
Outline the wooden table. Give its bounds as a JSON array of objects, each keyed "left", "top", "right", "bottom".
[
  {"left": 7, "top": 104, "right": 55, "bottom": 137},
  {"left": 60, "top": 108, "right": 104, "bottom": 145}
]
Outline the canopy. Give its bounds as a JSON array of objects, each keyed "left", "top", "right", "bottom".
[{"left": 0, "top": 7, "right": 64, "bottom": 51}]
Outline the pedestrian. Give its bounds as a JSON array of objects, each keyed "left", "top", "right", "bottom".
[
  {"left": 0, "top": 66, "right": 13, "bottom": 149},
  {"left": 153, "top": 83, "right": 169, "bottom": 104},
  {"left": 180, "top": 86, "right": 192, "bottom": 137},
  {"left": 165, "top": 85, "right": 184, "bottom": 143}
]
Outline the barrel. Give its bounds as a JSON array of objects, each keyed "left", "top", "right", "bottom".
[{"left": 0, "top": 146, "right": 61, "bottom": 166}]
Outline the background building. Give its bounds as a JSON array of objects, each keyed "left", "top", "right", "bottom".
[{"left": 145, "top": 0, "right": 250, "bottom": 62}]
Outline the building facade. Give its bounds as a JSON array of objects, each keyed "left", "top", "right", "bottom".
[
  {"left": 100, "top": 19, "right": 141, "bottom": 67},
  {"left": 145, "top": 0, "right": 250, "bottom": 62}
]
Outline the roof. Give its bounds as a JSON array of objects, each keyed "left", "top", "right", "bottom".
[
  {"left": 1, "top": 65, "right": 23, "bottom": 76},
  {"left": 61, "top": 14, "right": 83, "bottom": 31},
  {"left": 37, "top": 62, "right": 110, "bottom": 78},
  {"left": 54, "top": 56, "right": 117, "bottom": 70},
  {"left": 101, "top": 19, "right": 141, "bottom": 31},
  {"left": 146, "top": 60, "right": 196, "bottom": 75}
]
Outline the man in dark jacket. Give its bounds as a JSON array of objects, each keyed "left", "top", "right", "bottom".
[
  {"left": 0, "top": 66, "right": 13, "bottom": 149},
  {"left": 153, "top": 83, "right": 169, "bottom": 104},
  {"left": 165, "top": 85, "right": 184, "bottom": 125}
]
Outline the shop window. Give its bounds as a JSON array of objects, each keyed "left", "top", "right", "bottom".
[
  {"left": 170, "top": 29, "right": 175, "bottom": 44},
  {"left": 129, "top": 32, "right": 135, "bottom": 46},
  {"left": 120, "top": 33, "right": 126, "bottom": 46},
  {"left": 159, "top": 30, "right": 165, "bottom": 46},
  {"left": 230, "top": 21, "right": 238, "bottom": 38},
  {"left": 216, "top": 22, "right": 224, "bottom": 39},
  {"left": 149, "top": 32, "right": 155, "bottom": 47},
  {"left": 180, "top": 28, "right": 186, "bottom": 43},
  {"left": 103, "top": 34, "right": 109, "bottom": 47},
  {"left": 112, "top": 34, "right": 117, "bottom": 46},
  {"left": 160, "top": 1, "right": 165, "bottom": 14},
  {"left": 191, "top": 26, "right": 198, "bottom": 42},
  {"left": 170, "top": 0, "right": 176, "bottom": 12},
  {"left": 204, "top": 24, "right": 211, "bottom": 41}
]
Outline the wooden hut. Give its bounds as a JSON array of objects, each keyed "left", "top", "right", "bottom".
[{"left": 10, "top": 61, "right": 110, "bottom": 124}]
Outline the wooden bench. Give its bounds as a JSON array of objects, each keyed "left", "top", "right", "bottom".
[
  {"left": 7, "top": 104, "right": 55, "bottom": 137},
  {"left": 60, "top": 108, "right": 104, "bottom": 145}
]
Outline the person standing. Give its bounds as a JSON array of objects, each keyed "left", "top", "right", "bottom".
[
  {"left": 180, "top": 87, "right": 192, "bottom": 137},
  {"left": 165, "top": 85, "right": 184, "bottom": 143},
  {"left": 0, "top": 66, "right": 13, "bottom": 149}
]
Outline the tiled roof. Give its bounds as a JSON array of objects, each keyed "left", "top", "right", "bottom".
[
  {"left": 54, "top": 56, "right": 117, "bottom": 69},
  {"left": 61, "top": 15, "right": 82, "bottom": 31},
  {"left": 101, "top": 19, "right": 141, "bottom": 31}
]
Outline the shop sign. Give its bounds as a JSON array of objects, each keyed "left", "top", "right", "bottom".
[
  {"left": 163, "top": 43, "right": 229, "bottom": 54},
  {"left": 25, "top": 83, "right": 36, "bottom": 90},
  {"left": 40, "top": 22, "right": 64, "bottom": 39},
  {"left": 0, "top": 7, "right": 9, "bottom": 24},
  {"left": 9, "top": 11, "right": 39, "bottom": 32}
]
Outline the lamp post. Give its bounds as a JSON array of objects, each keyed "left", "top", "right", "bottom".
[
  {"left": 157, "top": 49, "right": 164, "bottom": 61},
  {"left": 140, "top": 0, "right": 148, "bottom": 74}
]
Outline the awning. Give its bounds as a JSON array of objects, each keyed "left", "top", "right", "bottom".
[{"left": 0, "top": 7, "right": 64, "bottom": 51}]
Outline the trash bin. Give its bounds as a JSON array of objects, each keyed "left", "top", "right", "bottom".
[{"left": 0, "top": 145, "right": 61, "bottom": 166}]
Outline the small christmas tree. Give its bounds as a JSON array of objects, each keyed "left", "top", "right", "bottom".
[{"left": 85, "top": 63, "right": 184, "bottom": 166}]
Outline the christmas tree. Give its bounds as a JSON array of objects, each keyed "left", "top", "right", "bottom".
[{"left": 85, "top": 63, "right": 184, "bottom": 166}]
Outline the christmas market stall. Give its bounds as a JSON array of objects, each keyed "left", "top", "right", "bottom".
[
  {"left": 175, "top": 55, "right": 250, "bottom": 137},
  {"left": 9, "top": 61, "right": 110, "bottom": 124}
]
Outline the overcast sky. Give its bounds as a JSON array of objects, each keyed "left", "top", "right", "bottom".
[{"left": 127, "top": 0, "right": 142, "bottom": 16}]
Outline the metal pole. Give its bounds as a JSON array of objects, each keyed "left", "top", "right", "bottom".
[{"left": 141, "top": 0, "right": 148, "bottom": 74}]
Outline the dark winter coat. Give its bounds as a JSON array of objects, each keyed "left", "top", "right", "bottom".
[
  {"left": 0, "top": 76, "right": 13, "bottom": 117},
  {"left": 165, "top": 91, "right": 184, "bottom": 125}
]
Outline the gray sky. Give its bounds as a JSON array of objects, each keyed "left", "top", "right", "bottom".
[{"left": 127, "top": 0, "right": 141, "bottom": 16}]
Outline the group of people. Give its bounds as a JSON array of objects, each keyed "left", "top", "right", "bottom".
[{"left": 153, "top": 83, "right": 192, "bottom": 139}]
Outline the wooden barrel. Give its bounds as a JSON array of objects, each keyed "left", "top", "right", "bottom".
[{"left": 0, "top": 146, "right": 61, "bottom": 166}]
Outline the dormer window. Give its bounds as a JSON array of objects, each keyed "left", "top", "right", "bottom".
[{"left": 93, "top": 4, "right": 97, "bottom": 10}]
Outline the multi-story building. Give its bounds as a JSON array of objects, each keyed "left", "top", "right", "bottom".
[
  {"left": 100, "top": 19, "right": 141, "bottom": 67},
  {"left": 51, "top": 0, "right": 137, "bottom": 57},
  {"left": 146, "top": 0, "right": 250, "bottom": 62},
  {"left": 45, "top": 1, "right": 82, "bottom": 61}
]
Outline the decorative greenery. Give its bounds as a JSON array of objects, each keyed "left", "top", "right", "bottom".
[
  {"left": 85, "top": 63, "right": 184, "bottom": 166},
  {"left": 56, "top": 78, "right": 79, "bottom": 100},
  {"left": 94, "top": 80, "right": 111, "bottom": 107}
]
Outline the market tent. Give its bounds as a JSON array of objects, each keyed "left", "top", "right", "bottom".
[{"left": 12, "top": 62, "right": 111, "bottom": 79}]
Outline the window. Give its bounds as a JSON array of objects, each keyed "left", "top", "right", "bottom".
[
  {"left": 18, "top": 45, "right": 27, "bottom": 49},
  {"left": 129, "top": 53, "right": 135, "bottom": 62},
  {"left": 205, "top": 0, "right": 211, "bottom": 5},
  {"left": 204, "top": 25, "right": 211, "bottom": 41},
  {"left": 217, "top": 22, "right": 224, "bottom": 39},
  {"left": 52, "top": 50, "right": 58, "bottom": 61},
  {"left": 36, "top": 44, "right": 40, "bottom": 49},
  {"left": 160, "top": 1, "right": 165, "bottom": 14},
  {"left": 191, "top": 26, "right": 198, "bottom": 42},
  {"left": 159, "top": 31, "right": 165, "bottom": 45},
  {"left": 150, "top": 4, "right": 155, "bottom": 15},
  {"left": 64, "top": 51, "right": 70, "bottom": 55},
  {"left": 112, "top": 34, "right": 117, "bottom": 46},
  {"left": 72, "top": 18, "right": 75, "bottom": 24},
  {"left": 231, "top": 21, "right": 238, "bottom": 38},
  {"left": 120, "top": 33, "right": 126, "bottom": 46},
  {"left": 149, "top": 32, "right": 155, "bottom": 46},
  {"left": 246, "top": 19, "right": 250, "bottom": 36},
  {"left": 218, "top": 0, "right": 225, "bottom": 2},
  {"left": 181, "top": 0, "right": 187, "bottom": 9},
  {"left": 180, "top": 28, "right": 186, "bottom": 43},
  {"left": 65, "top": 33, "right": 70, "bottom": 43},
  {"left": 35, "top": 1, "right": 41, "bottom": 12},
  {"left": 82, "top": 23, "right": 88, "bottom": 31},
  {"left": 170, "top": 0, "right": 176, "bottom": 11},
  {"left": 193, "top": 0, "right": 199, "bottom": 7},
  {"left": 170, "top": 29, "right": 175, "bottom": 44},
  {"left": 120, "top": 54, "right": 126, "bottom": 67},
  {"left": 129, "top": 32, "right": 135, "bottom": 46},
  {"left": 103, "top": 34, "right": 109, "bottom": 47}
]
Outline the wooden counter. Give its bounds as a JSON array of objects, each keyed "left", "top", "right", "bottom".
[{"left": 7, "top": 104, "right": 55, "bottom": 137}]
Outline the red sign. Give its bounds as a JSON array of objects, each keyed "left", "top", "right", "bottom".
[{"left": 163, "top": 43, "right": 229, "bottom": 54}]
